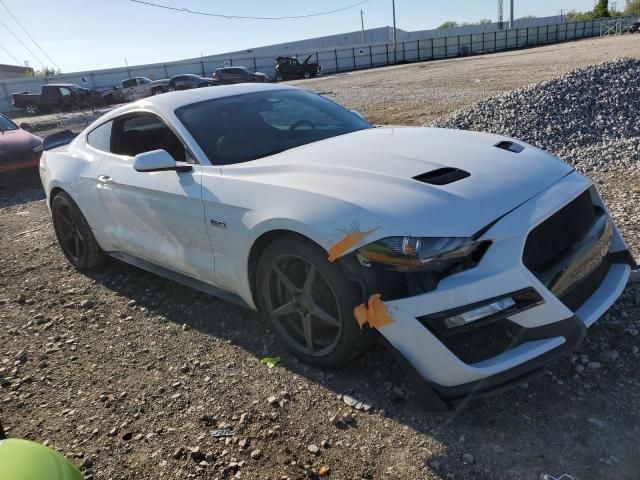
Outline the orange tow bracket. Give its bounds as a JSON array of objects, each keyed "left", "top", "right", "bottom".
[
  {"left": 353, "top": 294, "right": 394, "bottom": 329},
  {"left": 327, "top": 227, "right": 379, "bottom": 262}
]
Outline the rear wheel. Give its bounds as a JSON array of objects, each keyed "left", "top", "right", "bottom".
[
  {"left": 25, "top": 104, "right": 39, "bottom": 115},
  {"left": 256, "top": 236, "right": 374, "bottom": 367},
  {"left": 303, "top": 71, "right": 311, "bottom": 79},
  {"left": 51, "top": 192, "right": 106, "bottom": 270}
]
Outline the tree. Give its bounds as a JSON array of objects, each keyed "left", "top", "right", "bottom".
[
  {"left": 26, "top": 67, "right": 59, "bottom": 78},
  {"left": 624, "top": 0, "right": 640, "bottom": 15},
  {"left": 565, "top": 9, "right": 595, "bottom": 21},
  {"left": 437, "top": 20, "right": 457, "bottom": 29},
  {"left": 518, "top": 15, "right": 537, "bottom": 20},
  {"left": 477, "top": 18, "right": 492, "bottom": 24},
  {"left": 593, "top": 0, "right": 610, "bottom": 18}
]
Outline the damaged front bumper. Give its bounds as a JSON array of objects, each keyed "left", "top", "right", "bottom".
[{"left": 358, "top": 171, "right": 634, "bottom": 410}]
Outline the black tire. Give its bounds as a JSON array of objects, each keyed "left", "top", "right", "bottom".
[
  {"left": 303, "top": 71, "right": 311, "bottom": 79},
  {"left": 256, "top": 235, "right": 375, "bottom": 367},
  {"left": 51, "top": 191, "right": 106, "bottom": 270}
]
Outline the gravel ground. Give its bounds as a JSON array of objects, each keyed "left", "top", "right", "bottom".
[
  {"left": 2, "top": 35, "right": 640, "bottom": 480},
  {"left": 432, "top": 58, "right": 640, "bottom": 172}
]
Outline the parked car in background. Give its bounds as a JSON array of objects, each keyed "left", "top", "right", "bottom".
[
  {"left": 40, "top": 84, "right": 634, "bottom": 409},
  {"left": 627, "top": 20, "right": 640, "bottom": 33},
  {"left": 275, "top": 55, "right": 321, "bottom": 80},
  {"left": 122, "top": 77, "right": 170, "bottom": 101},
  {"left": 11, "top": 84, "right": 122, "bottom": 115},
  {"left": 214, "top": 67, "right": 268, "bottom": 84},
  {"left": 0, "top": 114, "right": 42, "bottom": 185},
  {"left": 168, "top": 74, "right": 217, "bottom": 91}
]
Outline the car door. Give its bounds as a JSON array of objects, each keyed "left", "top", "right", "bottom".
[
  {"left": 122, "top": 79, "right": 139, "bottom": 101},
  {"left": 92, "top": 112, "right": 215, "bottom": 283}
]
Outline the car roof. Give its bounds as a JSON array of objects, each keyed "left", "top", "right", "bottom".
[
  {"left": 45, "top": 83, "right": 79, "bottom": 87},
  {"left": 98, "top": 83, "right": 296, "bottom": 120}
]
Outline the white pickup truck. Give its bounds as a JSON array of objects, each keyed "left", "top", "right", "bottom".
[{"left": 121, "top": 77, "right": 170, "bottom": 102}]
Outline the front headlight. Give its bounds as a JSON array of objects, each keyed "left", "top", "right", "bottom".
[{"left": 357, "top": 236, "right": 490, "bottom": 273}]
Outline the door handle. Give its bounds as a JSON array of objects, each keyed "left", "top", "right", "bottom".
[{"left": 98, "top": 175, "right": 113, "bottom": 183}]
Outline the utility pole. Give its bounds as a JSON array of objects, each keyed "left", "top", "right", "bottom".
[
  {"left": 559, "top": 9, "right": 565, "bottom": 22},
  {"left": 498, "top": 0, "right": 504, "bottom": 29},
  {"left": 360, "top": 9, "right": 366, "bottom": 44},
  {"left": 392, "top": 0, "right": 397, "bottom": 63},
  {"left": 509, "top": 0, "right": 514, "bottom": 29}
]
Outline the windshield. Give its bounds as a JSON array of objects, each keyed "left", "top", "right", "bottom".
[
  {"left": 0, "top": 114, "right": 18, "bottom": 131},
  {"left": 175, "top": 89, "right": 371, "bottom": 165}
]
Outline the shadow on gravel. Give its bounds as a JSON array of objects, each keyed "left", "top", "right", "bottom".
[
  {"left": 77, "top": 256, "right": 640, "bottom": 478},
  {"left": 0, "top": 180, "right": 45, "bottom": 209}
]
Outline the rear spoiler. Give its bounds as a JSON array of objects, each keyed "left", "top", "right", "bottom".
[{"left": 43, "top": 129, "right": 78, "bottom": 151}]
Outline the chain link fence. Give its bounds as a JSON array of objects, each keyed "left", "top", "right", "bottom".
[{"left": 1, "top": 16, "right": 637, "bottom": 115}]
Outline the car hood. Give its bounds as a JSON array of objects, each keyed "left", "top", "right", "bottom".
[
  {"left": 0, "top": 128, "right": 42, "bottom": 159},
  {"left": 223, "top": 127, "right": 574, "bottom": 237}
]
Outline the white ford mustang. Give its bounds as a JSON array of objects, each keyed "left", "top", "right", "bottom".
[{"left": 40, "top": 83, "right": 634, "bottom": 409}]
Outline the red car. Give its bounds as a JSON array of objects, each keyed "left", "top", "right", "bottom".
[{"left": 0, "top": 114, "right": 43, "bottom": 185}]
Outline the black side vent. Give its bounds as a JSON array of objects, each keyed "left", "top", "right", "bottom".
[
  {"left": 413, "top": 167, "right": 470, "bottom": 186},
  {"left": 495, "top": 141, "right": 525, "bottom": 153}
]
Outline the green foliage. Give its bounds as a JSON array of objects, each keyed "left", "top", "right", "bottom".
[
  {"left": 565, "top": 9, "right": 595, "bottom": 21},
  {"left": 593, "top": 0, "right": 610, "bottom": 18},
  {"left": 26, "top": 66, "right": 59, "bottom": 78},
  {"left": 517, "top": 15, "right": 537, "bottom": 20},
  {"left": 477, "top": 18, "right": 492, "bottom": 24},
  {"left": 624, "top": 0, "right": 640, "bottom": 15},
  {"left": 437, "top": 20, "right": 457, "bottom": 29}
]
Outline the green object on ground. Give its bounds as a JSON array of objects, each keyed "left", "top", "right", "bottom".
[
  {"left": 260, "top": 356, "right": 281, "bottom": 368},
  {"left": 0, "top": 438, "right": 83, "bottom": 480}
]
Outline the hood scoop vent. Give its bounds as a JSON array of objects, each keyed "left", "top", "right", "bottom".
[
  {"left": 413, "top": 167, "right": 470, "bottom": 186},
  {"left": 495, "top": 141, "right": 525, "bottom": 153}
]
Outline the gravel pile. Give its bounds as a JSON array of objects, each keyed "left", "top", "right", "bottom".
[{"left": 432, "top": 58, "right": 640, "bottom": 172}]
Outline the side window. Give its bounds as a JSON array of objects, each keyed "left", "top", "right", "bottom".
[
  {"left": 60, "top": 88, "right": 72, "bottom": 97},
  {"left": 86, "top": 121, "right": 113, "bottom": 152},
  {"left": 123, "top": 79, "right": 134, "bottom": 88},
  {"left": 111, "top": 114, "right": 186, "bottom": 162}
]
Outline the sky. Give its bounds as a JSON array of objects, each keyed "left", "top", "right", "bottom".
[{"left": 0, "top": 0, "right": 600, "bottom": 72}]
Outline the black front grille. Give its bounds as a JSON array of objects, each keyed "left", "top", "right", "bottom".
[
  {"left": 523, "top": 190, "right": 596, "bottom": 272},
  {"left": 559, "top": 258, "right": 611, "bottom": 311},
  {"left": 438, "top": 319, "right": 525, "bottom": 364}
]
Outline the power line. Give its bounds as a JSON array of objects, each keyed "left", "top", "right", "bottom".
[
  {"left": 130, "top": 0, "right": 372, "bottom": 20},
  {"left": 0, "top": 15, "right": 46, "bottom": 68},
  {"left": 0, "top": 0, "right": 60, "bottom": 70},
  {"left": 0, "top": 41, "right": 21, "bottom": 65}
]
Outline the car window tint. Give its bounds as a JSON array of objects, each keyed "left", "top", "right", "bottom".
[
  {"left": 123, "top": 79, "right": 135, "bottom": 88},
  {"left": 176, "top": 89, "right": 371, "bottom": 166},
  {"left": 60, "top": 88, "right": 72, "bottom": 97},
  {"left": 111, "top": 114, "right": 186, "bottom": 162},
  {"left": 0, "top": 114, "right": 18, "bottom": 131},
  {"left": 86, "top": 121, "right": 113, "bottom": 152}
]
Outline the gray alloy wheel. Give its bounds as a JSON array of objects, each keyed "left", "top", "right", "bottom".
[
  {"left": 25, "top": 104, "right": 39, "bottom": 115},
  {"left": 263, "top": 253, "right": 343, "bottom": 357},
  {"left": 256, "top": 235, "right": 375, "bottom": 367}
]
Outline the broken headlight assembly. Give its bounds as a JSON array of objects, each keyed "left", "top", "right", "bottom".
[{"left": 356, "top": 236, "right": 491, "bottom": 274}]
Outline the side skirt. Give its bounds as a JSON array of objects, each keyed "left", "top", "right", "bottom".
[{"left": 107, "top": 251, "right": 252, "bottom": 310}]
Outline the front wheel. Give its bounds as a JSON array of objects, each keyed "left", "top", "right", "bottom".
[
  {"left": 256, "top": 236, "right": 374, "bottom": 367},
  {"left": 51, "top": 192, "right": 106, "bottom": 270}
]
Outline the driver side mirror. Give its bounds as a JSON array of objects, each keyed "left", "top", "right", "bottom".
[{"left": 133, "top": 149, "right": 192, "bottom": 172}]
